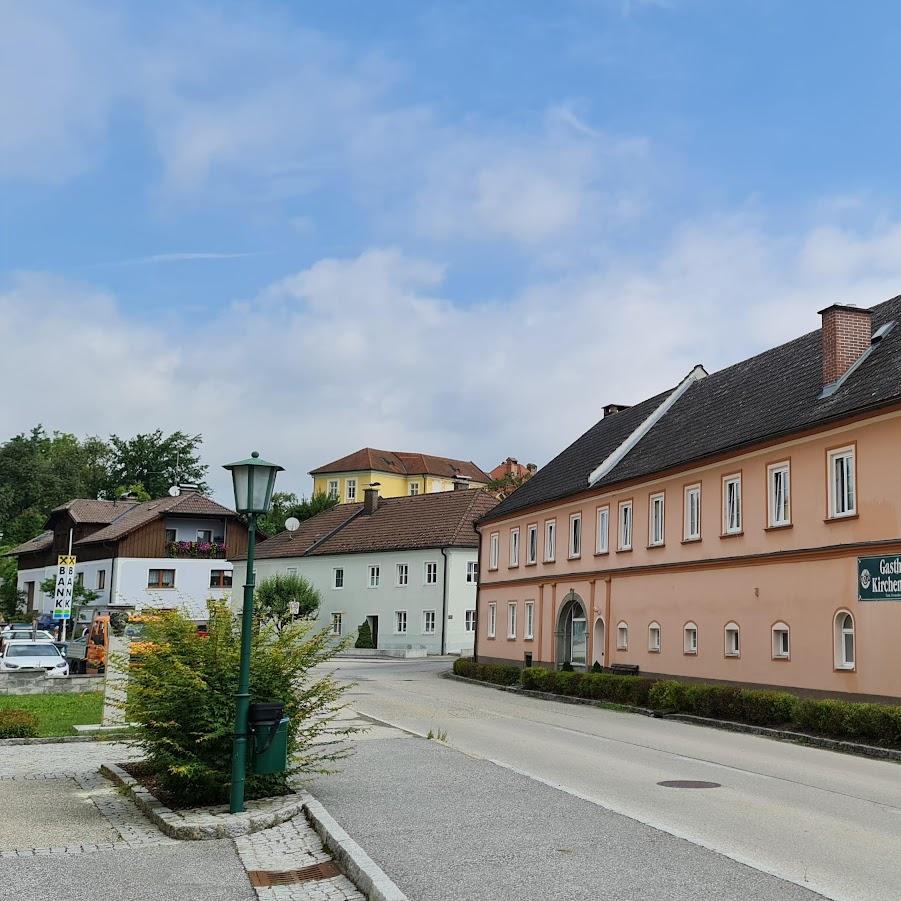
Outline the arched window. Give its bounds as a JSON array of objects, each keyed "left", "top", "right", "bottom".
[
  {"left": 772, "top": 622, "right": 790, "bottom": 659},
  {"left": 835, "top": 611, "right": 855, "bottom": 669},
  {"left": 648, "top": 621, "right": 661, "bottom": 652},
  {"left": 724, "top": 621, "right": 740, "bottom": 657},
  {"left": 616, "top": 621, "right": 629, "bottom": 650},
  {"left": 683, "top": 622, "right": 698, "bottom": 655}
]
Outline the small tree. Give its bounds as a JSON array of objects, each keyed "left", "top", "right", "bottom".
[
  {"left": 0, "top": 553, "right": 24, "bottom": 620},
  {"left": 255, "top": 573, "right": 321, "bottom": 633},
  {"left": 355, "top": 620, "right": 374, "bottom": 649}
]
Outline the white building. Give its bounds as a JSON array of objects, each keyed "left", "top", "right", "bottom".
[
  {"left": 6, "top": 494, "right": 250, "bottom": 624},
  {"left": 231, "top": 488, "right": 497, "bottom": 654}
]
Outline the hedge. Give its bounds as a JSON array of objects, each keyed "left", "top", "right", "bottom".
[
  {"left": 454, "top": 660, "right": 901, "bottom": 747},
  {"left": 0, "top": 709, "right": 39, "bottom": 739}
]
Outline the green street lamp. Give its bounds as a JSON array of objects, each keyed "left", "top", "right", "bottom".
[{"left": 223, "top": 451, "right": 283, "bottom": 814}]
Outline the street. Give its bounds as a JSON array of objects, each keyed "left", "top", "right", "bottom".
[{"left": 316, "top": 658, "right": 901, "bottom": 901}]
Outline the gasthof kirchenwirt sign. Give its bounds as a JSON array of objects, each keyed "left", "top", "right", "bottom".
[{"left": 858, "top": 554, "right": 901, "bottom": 601}]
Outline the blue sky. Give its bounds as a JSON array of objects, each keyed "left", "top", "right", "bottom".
[{"left": 4, "top": 1, "right": 901, "bottom": 499}]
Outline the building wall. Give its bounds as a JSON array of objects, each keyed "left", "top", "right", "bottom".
[
  {"left": 232, "top": 547, "right": 478, "bottom": 654},
  {"left": 312, "top": 470, "right": 486, "bottom": 503},
  {"left": 476, "top": 410, "right": 901, "bottom": 700}
]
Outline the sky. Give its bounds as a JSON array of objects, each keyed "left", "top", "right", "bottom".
[{"left": 5, "top": 0, "right": 901, "bottom": 501}]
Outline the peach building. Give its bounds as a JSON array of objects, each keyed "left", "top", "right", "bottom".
[{"left": 475, "top": 298, "right": 901, "bottom": 702}]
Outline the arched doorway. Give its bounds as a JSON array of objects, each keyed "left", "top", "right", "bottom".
[
  {"left": 592, "top": 617, "right": 605, "bottom": 669},
  {"left": 556, "top": 591, "right": 587, "bottom": 669}
]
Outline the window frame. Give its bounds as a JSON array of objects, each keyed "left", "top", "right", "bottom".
[
  {"left": 396, "top": 563, "right": 409, "bottom": 586},
  {"left": 465, "top": 609, "right": 476, "bottom": 632},
  {"left": 649, "top": 492, "right": 665, "bottom": 547},
  {"left": 345, "top": 478, "right": 357, "bottom": 502},
  {"left": 197, "top": 528, "right": 213, "bottom": 543},
  {"left": 487, "top": 602, "right": 497, "bottom": 638},
  {"left": 724, "top": 621, "right": 741, "bottom": 657},
  {"left": 489, "top": 532, "right": 499, "bottom": 570},
  {"left": 568, "top": 512, "right": 582, "bottom": 559},
  {"left": 409, "top": 481, "right": 420, "bottom": 496},
  {"left": 333, "top": 567, "right": 344, "bottom": 590},
  {"left": 209, "top": 569, "right": 232, "bottom": 589},
  {"left": 394, "top": 610, "right": 408, "bottom": 634},
  {"left": 616, "top": 621, "right": 628, "bottom": 650},
  {"left": 524, "top": 601, "right": 535, "bottom": 640},
  {"left": 618, "top": 500, "right": 633, "bottom": 551},
  {"left": 596, "top": 506, "right": 609, "bottom": 555},
  {"left": 683, "top": 621, "right": 698, "bottom": 655},
  {"left": 767, "top": 461, "right": 792, "bottom": 528},
  {"left": 165, "top": 528, "right": 177, "bottom": 543},
  {"left": 331, "top": 612, "right": 343, "bottom": 636},
  {"left": 509, "top": 527, "right": 520, "bottom": 567},
  {"left": 683, "top": 483, "right": 701, "bottom": 542},
  {"left": 827, "top": 444, "right": 857, "bottom": 519},
  {"left": 97, "top": 570, "right": 106, "bottom": 590},
  {"left": 466, "top": 561, "right": 478, "bottom": 583},
  {"left": 507, "top": 602, "right": 517, "bottom": 639},
  {"left": 771, "top": 621, "right": 790, "bottom": 660},
  {"left": 648, "top": 621, "right": 661, "bottom": 652},
  {"left": 526, "top": 524, "right": 538, "bottom": 565},
  {"left": 544, "top": 519, "right": 557, "bottom": 562},
  {"left": 424, "top": 561, "right": 438, "bottom": 585},
  {"left": 722, "top": 473, "right": 743, "bottom": 536},
  {"left": 147, "top": 568, "right": 176, "bottom": 589},
  {"left": 327, "top": 480, "right": 339, "bottom": 501},
  {"left": 834, "top": 609, "right": 855, "bottom": 670},
  {"left": 367, "top": 564, "right": 380, "bottom": 589},
  {"left": 422, "top": 609, "right": 436, "bottom": 634}
]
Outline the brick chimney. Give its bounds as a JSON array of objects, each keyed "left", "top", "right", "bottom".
[
  {"left": 363, "top": 486, "right": 379, "bottom": 514},
  {"left": 819, "top": 303, "right": 873, "bottom": 386}
]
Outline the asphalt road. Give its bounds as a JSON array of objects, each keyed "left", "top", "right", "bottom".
[{"left": 317, "top": 657, "right": 901, "bottom": 901}]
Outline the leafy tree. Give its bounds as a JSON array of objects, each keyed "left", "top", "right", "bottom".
[
  {"left": 39, "top": 576, "right": 100, "bottom": 629},
  {"left": 114, "top": 483, "right": 152, "bottom": 502},
  {"left": 256, "top": 491, "right": 339, "bottom": 537},
  {"left": 106, "top": 430, "right": 209, "bottom": 499},
  {"left": 255, "top": 573, "right": 321, "bottom": 632},
  {"left": 0, "top": 552, "right": 24, "bottom": 620},
  {"left": 355, "top": 620, "right": 375, "bottom": 649},
  {"left": 485, "top": 469, "right": 535, "bottom": 500},
  {"left": 294, "top": 491, "right": 340, "bottom": 521}
]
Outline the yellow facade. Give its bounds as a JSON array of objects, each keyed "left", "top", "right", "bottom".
[{"left": 312, "top": 470, "right": 487, "bottom": 503}]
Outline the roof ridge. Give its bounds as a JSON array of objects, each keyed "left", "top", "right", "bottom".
[
  {"left": 302, "top": 506, "right": 364, "bottom": 556},
  {"left": 447, "top": 489, "right": 485, "bottom": 546}
]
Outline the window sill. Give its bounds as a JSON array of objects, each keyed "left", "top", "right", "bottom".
[
  {"left": 486, "top": 635, "right": 496, "bottom": 640},
  {"left": 146, "top": 586, "right": 176, "bottom": 590},
  {"left": 720, "top": 531, "right": 744, "bottom": 539},
  {"left": 646, "top": 543, "right": 666, "bottom": 550},
  {"left": 683, "top": 650, "right": 697, "bottom": 656},
  {"left": 508, "top": 564, "right": 519, "bottom": 570},
  {"left": 834, "top": 665, "right": 856, "bottom": 672},
  {"left": 824, "top": 514, "right": 859, "bottom": 523},
  {"left": 524, "top": 561, "right": 537, "bottom": 567},
  {"left": 724, "top": 653, "right": 741, "bottom": 659},
  {"left": 681, "top": 536, "right": 701, "bottom": 544},
  {"left": 524, "top": 636, "right": 535, "bottom": 642},
  {"left": 543, "top": 558, "right": 556, "bottom": 565},
  {"left": 764, "top": 523, "right": 793, "bottom": 532},
  {"left": 772, "top": 655, "right": 791, "bottom": 662},
  {"left": 594, "top": 550, "right": 610, "bottom": 557},
  {"left": 506, "top": 636, "right": 517, "bottom": 641},
  {"left": 648, "top": 648, "right": 660, "bottom": 654},
  {"left": 616, "top": 547, "right": 633, "bottom": 554}
]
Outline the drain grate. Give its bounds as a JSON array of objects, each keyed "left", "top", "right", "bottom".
[
  {"left": 657, "top": 780, "right": 721, "bottom": 789},
  {"left": 248, "top": 861, "right": 341, "bottom": 887}
]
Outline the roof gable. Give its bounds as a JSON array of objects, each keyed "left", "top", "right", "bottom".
[{"left": 309, "top": 447, "right": 489, "bottom": 482}]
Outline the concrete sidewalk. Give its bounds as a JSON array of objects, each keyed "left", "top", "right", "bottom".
[{"left": 312, "top": 731, "right": 822, "bottom": 901}]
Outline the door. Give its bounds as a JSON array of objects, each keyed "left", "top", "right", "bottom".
[
  {"left": 593, "top": 618, "right": 605, "bottom": 668},
  {"left": 367, "top": 615, "right": 379, "bottom": 648},
  {"left": 571, "top": 616, "right": 587, "bottom": 667}
]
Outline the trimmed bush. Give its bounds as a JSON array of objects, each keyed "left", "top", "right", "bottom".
[
  {"left": 739, "top": 690, "right": 796, "bottom": 726},
  {"left": 0, "top": 708, "right": 39, "bottom": 739},
  {"left": 452, "top": 657, "right": 519, "bottom": 686},
  {"left": 354, "top": 620, "right": 375, "bottom": 649}
]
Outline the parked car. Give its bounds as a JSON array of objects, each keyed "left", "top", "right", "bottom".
[
  {"left": 0, "top": 628, "right": 55, "bottom": 651},
  {"left": 0, "top": 640, "right": 69, "bottom": 677}
]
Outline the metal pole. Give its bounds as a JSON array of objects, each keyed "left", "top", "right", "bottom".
[
  {"left": 229, "top": 514, "right": 256, "bottom": 814},
  {"left": 62, "top": 529, "right": 73, "bottom": 644}
]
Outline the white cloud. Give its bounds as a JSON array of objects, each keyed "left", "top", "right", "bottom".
[{"left": 4, "top": 219, "right": 901, "bottom": 501}]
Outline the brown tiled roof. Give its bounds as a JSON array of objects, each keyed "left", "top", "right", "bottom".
[
  {"left": 235, "top": 489, "right": 497, "bottom": 560},
  {"left": 50, "top": 498, "right": 138, "bottom": 524},
  {"left": 75, "top": 493, "right": 239, "bottom": 546},
  {"left": 309, "top": 447, "right": 489, "bottom": 482},
  {"left": 4, "top": 530, "right": 54, "bottom": 557}
]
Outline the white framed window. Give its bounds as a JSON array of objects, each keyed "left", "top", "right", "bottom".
[
  {"left": 197, "top": 529, "right": 213, "bottom": 543},
  {"left": 423, "top": 610, "right": 436, "bottom": 634},
  {"left": 346, "top": 479, "right": 357, "bottom": 502},
  {"left": 489, "top": 532, "right": 499, "bottom": 570},
  {"left": 569, "top": 512, "right": 582, "bottom": 558},
  {"left": 286, "top": 567, "right": 298, "bottom": 576},
  {"left": 507, "top": 602, "right": 517, "bottom": 639},
  {"left": 649, "top": 493, "right": 665, "bottom": 547},
  {"left": 618, "top": 500, "right": 633, "bottom": 550},
  {"left": 524, "top": 601, "right": 534, "bottom": 640},
  {"left": 409, "top": 481, "right": 420, "bottom": 496},
  {"left": 465, "top": 609, "right": 476, "bottom": 632},
  {"left": 834, "top": 610, "right": 855, "bottom": 669},
  {"left": 544, "top": 519, "right": 556, "bottom": 561},
  {"left": 327, "top": 480, "right": 339, "bottom": 501},
  {"left": 396, "top": 563, "right": 409, "bottom": 586},
  {"left": 616, "top": 621, "right": 628, "bottom": 650},
  {"left": 723, "top": 474, "right": 742, "bottom": 534},
  {"left": 368, "top": 564, "right": 380, "bottom": 588},
  {"left": 331, "top": 612, "right": 343, "bottom": 636},
  {"left": 488, "top": 603, "right": 497, "bottom": 638},
  {"left": 772, "top": 622, "right": 790, "bottom": 659},
  {"left": 466, "top": 561, "right": 478, "bottom": 583},
  {"left": 526, "top": 524, "right": 538, "bottom": 564},
  {"left": 827, "top": 446, "right": 856, "bottom": 518},
  {"left": 684, "top": 484, "right": 701, "bottom": 541},
  {"left": 425, "top": 562, "right": 438, "bottom": 585},
  {"left": 509, "top": 528, "right": 520, "bottom": 567},
  {"left": 724, "top": 622, "right": 741, "bottom": 657},
  {"left": 596, "top": 506, "right": 609, "bottom": 554},
  {"left": 394, "top": 610, "right": 407, "bottom": 634},
  {"left": 333, "top": 567, "right": 344, "bottom": 589},
  {"left": 648, "top": 621, "right": 661, "bottom": 652},
  {"left": 683, "top": 622, "right": 698, "bottom": 655},
  {"left": 768, "top": 462, "right": 791, "bottom": 527}
]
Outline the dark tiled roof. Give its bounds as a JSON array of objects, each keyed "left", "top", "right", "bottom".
[
  {"left": 76, "top": 493, "right": 239, "bottom": 545},
  {"left": 235, "top": 489, "right": 497, "bottom": 560},
  {"left": 4, "top": 530, "right": 54, "bottom": 557},
  {"left": 50, "top": 498, "right": 137, "bottom": 524},
  {"left": 485, "top": 294, "right": 901, "bottom": 522},
  {"left": 309, "top": 447, "right": 490, "bottom": 482}
]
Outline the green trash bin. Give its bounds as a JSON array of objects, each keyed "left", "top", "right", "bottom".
[{"left": 248, "top": 702, "right": 289, "bottom": 775}]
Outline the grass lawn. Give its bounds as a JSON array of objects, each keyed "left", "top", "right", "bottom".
[{"left": 0, "top": 692, "right": 104, "bottom": 736}]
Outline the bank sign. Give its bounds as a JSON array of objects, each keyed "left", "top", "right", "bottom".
[{"left": 858, "top": 554, "right": 901, "bottom": 601}]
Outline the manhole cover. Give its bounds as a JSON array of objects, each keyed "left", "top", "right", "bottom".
[
  {"left": 248, "top": 862, "right": 341, "bottom": 887},
  {"left": 657, "top": 780, "right": 721, "bottom": 789}
]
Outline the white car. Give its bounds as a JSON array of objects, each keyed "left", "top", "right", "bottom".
[
  {"left": 1, "top": 628, "right": 54, "bottom": 649},
  {"left": 0, "top": 640, "right": 69, "bottom": 677}
]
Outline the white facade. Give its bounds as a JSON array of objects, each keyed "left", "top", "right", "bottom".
[{"left": 231, "top": 547, "right": 478, "bottom": 654}]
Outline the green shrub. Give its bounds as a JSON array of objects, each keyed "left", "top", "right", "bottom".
[
  {"left": 591, "top": 661, "right": 603, "bottom": 673},
  {"left": 520, "top": 667, "right": 552, "bottom": 691},
  {"left": 739, "top": 690, "right": 797, "bottom": 726},
  {"left": 354, "top": 620, "right": 375, "bottom": 649},
  {"left": 560, "top": 661, "right": 574, "bottom": 672},
  {"left": 126, "top": 603, "right": 351, "bottom": 806},
  {"left": 0, "top": 708, "right": 39, "bottom": 739},
  {"left": 452, "top": 657, "right": 519, "bottom": 686},
  {"left": 648, "top": 680, "right": 685, "bottom": 710}
]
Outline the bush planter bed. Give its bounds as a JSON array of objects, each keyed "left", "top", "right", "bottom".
[{"left": 451, "top": 658, "right": 901, "bottom": 758}]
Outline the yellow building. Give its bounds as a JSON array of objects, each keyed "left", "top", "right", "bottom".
[{"left": 310, "top": 448, "right": 490, "bottom": 503}]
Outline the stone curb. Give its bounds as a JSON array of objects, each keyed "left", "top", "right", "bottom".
[
  {"left": 443, "top": 671, "right": 901, "bottom": 762},
  {"left": 0, "top": 733, "right": 131, "bottom": 746},
  {"left": 304, "top": 798, "right": 408, "bottom": 901},
  {"left": 100, "top": 762, "right": 306, "bottom": 840}
]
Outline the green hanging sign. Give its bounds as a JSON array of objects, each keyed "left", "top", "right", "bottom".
[{"left": 858, "top": 554, "right": 901, "bottom": 601}]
